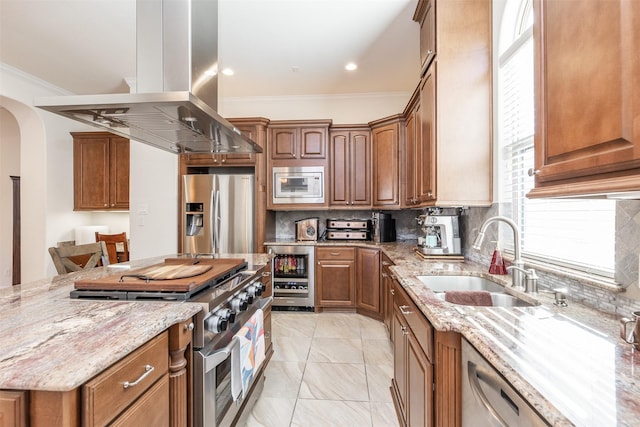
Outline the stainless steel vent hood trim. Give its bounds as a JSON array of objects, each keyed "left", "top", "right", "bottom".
[
  {"left": 37, "top": 92, "right": 261, "bottom": 153},
  {"left": 35, "top": 0, "right": 261, "bottom": 154}
]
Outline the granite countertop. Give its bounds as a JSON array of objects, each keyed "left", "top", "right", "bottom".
[
  {"left": 383, "top": 243, "right": 640, "bottom": 427},
  {"left": 0, "top": 253, "right": 269, "bottom": 392}
]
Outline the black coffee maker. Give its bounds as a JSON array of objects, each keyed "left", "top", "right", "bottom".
[{"left": 372, "top": 212, "right": 396, "bottom": 242}]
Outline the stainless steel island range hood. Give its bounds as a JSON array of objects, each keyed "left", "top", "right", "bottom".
[{"left": 37, "top": 0, "right": 261, "bottom": 154}]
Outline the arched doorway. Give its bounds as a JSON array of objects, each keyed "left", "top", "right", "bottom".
[
  {"left": 0, "top": 107, "right": 20, "bottom": 286},
  {"left": 0, "top": 95, "right": 48, "bottom": 285}
]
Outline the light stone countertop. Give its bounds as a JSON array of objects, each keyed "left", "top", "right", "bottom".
[
  {"left": 0, "top": 253, "right": 269, "bottom": 392},
  {"left": 265, "top": 240, "right": 640, "bottom": 426}
]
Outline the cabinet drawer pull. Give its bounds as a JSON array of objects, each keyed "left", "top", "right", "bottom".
[
  {"left": 382, "top": 261, "right": 391, "bottom": 266},
  {"left": 123, "top": 364, "right": 154, "bottom": 389},
  {"left": 528, "top": 168, "right": 540, "bottom": 176},
  {"left": 401, "top": 326, "right": 408, "bottom": 336},
  {"left": 390, "top": 289, "right": 395, "bottom": 295},
  {"left": 330, "top": 252, "right": 341, "bottom": 256},
  {"left": 184, "top": 322, "right": 194, "bottom": 331},
  {"left": 399, "top": 305, "right": 412, "bottom": 315}
]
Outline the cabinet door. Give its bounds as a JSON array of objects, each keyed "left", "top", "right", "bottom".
[
  {"left": 316, "top": 260, "right": 355, "bottom": 307},
  {"left": 74, "top": 136, "right": 110, "bottom": 210},
  {"left": 392, "top": 304, "right": 408, "bottom": 421},
  {"left": 0, "top": 391, "right": 27, "bottom": 427},
  {"left": 419, "top": 67, "right": 436, "bottom": 203},
  {"left": 330, "top": 131, "right": 350, "bottom": 206},
  {"left": 350, "top": 131, "right": 371, "bottom": 206},
  {"left": 403, "top": 104, "right": 419, "bottom": 206},
  {"left": 300, "top": 127, "right": 327, "bottom": 159},
  {"left": 407, "top": 331, "right": 434, "bottom": 427},
  {"left": 532, "top": 0, "right": 640, "bottom": 194},
  {"left": 382, "top": 260, "right": 395, "bottom": 339},
  {"left": 418, "top": 0, "right": 436, "bottom": 74},
  {"left": 270, "top": 128, "right": 298, "bottom": 159},
  {"left": 356, "top": 248, "right": 381, "bottom": 317},
  {"left": 316, "top": 256, "right": 356, "bottom": 307},
  {"left": 110, "top": 137, "right": 130, "bottom": 209},
  {"left": 372, "top": 122, "right": 400, "bottom": 207},
  {"left": 110, "top": 375, "right": 170, "bottom": 427}
]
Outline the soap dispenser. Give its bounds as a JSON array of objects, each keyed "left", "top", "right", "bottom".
[{"left": 488, "top": 241, "right": 508, "bottom": 275}]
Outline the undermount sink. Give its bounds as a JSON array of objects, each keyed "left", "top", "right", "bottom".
[{"left": 416, "top": 275, "right": 538, "bottom": 308}]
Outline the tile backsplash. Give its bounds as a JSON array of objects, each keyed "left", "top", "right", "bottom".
[{"left": 272, "top": 202, "right": 640, "bottom": 316}]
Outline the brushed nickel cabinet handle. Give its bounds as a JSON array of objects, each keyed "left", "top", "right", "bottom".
[
  {"left": 399, "top": 305, "right": 412, "bottom": 315},
  {"left": 528, "top": 168, "right": 540, "bottom": 176},
  {"left": 390, "top": 289, "right": 395, "bottom": 295},
  {"left": 330, "top": 252, "right": 341, "bottom": 256},
  {"left": 123, "top": 364, "right": 154, "bottom": 389},
  {"left": 184, "top": 322, "right": 194, "bottom": 331}
]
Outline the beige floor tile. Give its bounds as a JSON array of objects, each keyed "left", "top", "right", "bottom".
[
  {"left": 244, "top": 397, "right": 296, "bottom": 427},
  {"left": 313, "top": 314, "right": 362, "bottom": 339},
  {"left": 363, "top": 338, "right": 393, "bottom": 365},
  {"left": 366, "top": 363, "right": 394, "bottom": 402},
  {"left": 308, "top": 337, "right": 364, "bottom": 363},
  {"left": 272, "top": 312, "right": 318, "bottom": 338},
  {"left": 371, "top": 402, "right": 401, "bottom": 427},
  {"left": 262, "top": 361, "right": 306, "bottom": 398},
  {"left": 291, "top": 399, "right": 372, "bottom": 427},
  {"left": 299, "top": 362, "right": 369, "bottom": 401},
  {"left": 359, "top": 315, "right": 390, "bottom": 339},
  {"left": 271, "top": 336, "right": 312, "bottom": 362}
]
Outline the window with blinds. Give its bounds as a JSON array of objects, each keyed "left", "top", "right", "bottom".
[{"left": 498, "top": 0, "right": 615, "bottom": 277}]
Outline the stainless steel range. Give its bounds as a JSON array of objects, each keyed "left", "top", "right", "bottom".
[{"left": 71, "top": 256, "right": 273, "bottom": 427}]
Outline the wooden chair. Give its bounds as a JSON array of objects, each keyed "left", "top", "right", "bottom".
[
  {"left": 95, "top": 232, "right": 130, "bottom": 264},
  {"left": 48, "top": 241, "right": 109, "bottom": 274}
]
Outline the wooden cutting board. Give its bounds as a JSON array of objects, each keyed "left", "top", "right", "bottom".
[{"left": 74, "top": 258, "right": 246, "bottom": 292}]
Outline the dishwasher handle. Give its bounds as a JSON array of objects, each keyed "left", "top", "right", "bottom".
[{"left": 467, "top": 361, "right": 518, "bottom": 427}]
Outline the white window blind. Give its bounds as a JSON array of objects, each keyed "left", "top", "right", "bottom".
[{"left": 498, "top": 0, "right": 615, "bottom": 277}]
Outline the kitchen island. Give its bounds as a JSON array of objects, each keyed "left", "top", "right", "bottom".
[
  {"left": 0, "top": 253, "right": 269, "bottom": 426},
  {"left": 266, "top": 240, "right": 640, "bottom": 426}
]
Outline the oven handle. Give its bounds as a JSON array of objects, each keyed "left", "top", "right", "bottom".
[{"left": 257, "top": 296, "right": 273, "bottom": 311}]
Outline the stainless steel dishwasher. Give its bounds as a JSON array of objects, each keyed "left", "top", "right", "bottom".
[{"left": 462, "top": 339, "right": 550, "bottom": 427}]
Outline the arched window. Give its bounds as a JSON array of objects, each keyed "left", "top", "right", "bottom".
[{"left": 497, "top": 0, "right": 615, "bottom": 276}]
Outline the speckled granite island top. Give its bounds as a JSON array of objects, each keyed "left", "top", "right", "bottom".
[
  {"left": 267, "top": 240, "right": 640, "bottom": 426},
  {"left": 0, "top": 253, "right": 269, "bottom": 392}
]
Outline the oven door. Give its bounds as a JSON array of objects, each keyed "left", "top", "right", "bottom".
[{"left": 193, "top": 298, "right": 272, "bottom": 427}]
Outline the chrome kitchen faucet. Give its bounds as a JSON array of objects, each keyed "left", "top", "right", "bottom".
[{"left": 473, "top": 216, "right": 536, "bottom": 292}]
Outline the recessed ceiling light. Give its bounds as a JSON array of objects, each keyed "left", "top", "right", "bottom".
[
  {"left": 222, "top": 68, "right": 235, "bottom": 76},
  {"left": 345, "top": 62, "right": 358, "bottom": 71}
]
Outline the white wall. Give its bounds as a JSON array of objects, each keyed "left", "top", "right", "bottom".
[
  {"left": 0, "top": 108, "right": 20, "bottom": 287},
  {"left": 129, "top": 141, "right": 178, "bottom": 259},
  {"left": 220, "top": 92, "right": 412, "bottom": 123}
]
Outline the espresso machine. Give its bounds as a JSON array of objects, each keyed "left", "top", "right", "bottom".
[{"left": 416, "top": 210, "right": 462, "bottom": 256}]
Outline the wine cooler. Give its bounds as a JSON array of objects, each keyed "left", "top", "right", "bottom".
[{"left": 268, "top": 245, "right": 315, "bottom": 309}]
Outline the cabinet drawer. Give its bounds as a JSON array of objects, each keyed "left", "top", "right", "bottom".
[
  {"left": 394, "top": 282, "right": 434, "bottom": 361},
  {"left": 317, "top": 247, "right": 355, "bottom": 260},
  {"left": 110, "top": 374, "right": 170, "bottom": 427},
  {"left": 83, "top": 331, "right": 169, "bottom": 427}
]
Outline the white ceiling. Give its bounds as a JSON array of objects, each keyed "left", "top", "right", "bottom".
[{"left": 0, "top": 0, "right": 420, "bottom": 98}]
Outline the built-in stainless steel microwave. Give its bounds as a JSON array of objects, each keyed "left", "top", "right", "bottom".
[{"left": 272, "top": 166, "right": 324, "bottom": 204}]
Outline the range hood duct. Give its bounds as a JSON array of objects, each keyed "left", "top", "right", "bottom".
[{"left": 36, "top": 0, "right": 261, "bottom": 154}]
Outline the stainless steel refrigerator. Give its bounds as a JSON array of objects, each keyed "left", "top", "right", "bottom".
[{"left": 181, "top": 172, "right": 254, "bottom": 254}]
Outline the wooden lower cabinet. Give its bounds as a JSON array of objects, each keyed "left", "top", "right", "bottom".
[
  {"left": 381, "top": 255, "right": 395, "bottom": 338},
  {"left": 0, "top": 391, "right": 27, "bottom": 427},
  {"left": 315, "top": 247, "right": 356, "bottom": 308},
  {"left": 391, "top": 280, "right": 460, "bottom": 427},
  {"left": 355, "top": 248, "right": 381, "bottom": 319},
  {"left": 2, "top": 322, "right": 193, "bottom": 427}
]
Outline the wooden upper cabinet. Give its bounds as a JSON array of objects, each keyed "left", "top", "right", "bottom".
[
  {"left": 405, "top": 0, "right": 491, "bottom": 207},
  {"left": 268, "top": 121, "right": 330, "bottom": 162},
  {"left": 329, "top": 127, "right": 371, "bottom": 207},
  {"left": 73, "top": 132, "right": 129, "bottom": 211},
  {"left": 370, "top": 116, "right": 402, "bottom": 208},
  {"left": 529, "top": 0, "right": 640, "bottom": 197},
  {"left": 415, "top": 0, "right": 436, "bottom": 75}
]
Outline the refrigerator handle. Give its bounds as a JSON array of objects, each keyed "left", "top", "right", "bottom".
[
  {"left": 214, "top": 189, "right": 221, "bottom": 252},
  {"left": 210, "top": 188, "right": 215, "bottom": 252}
]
